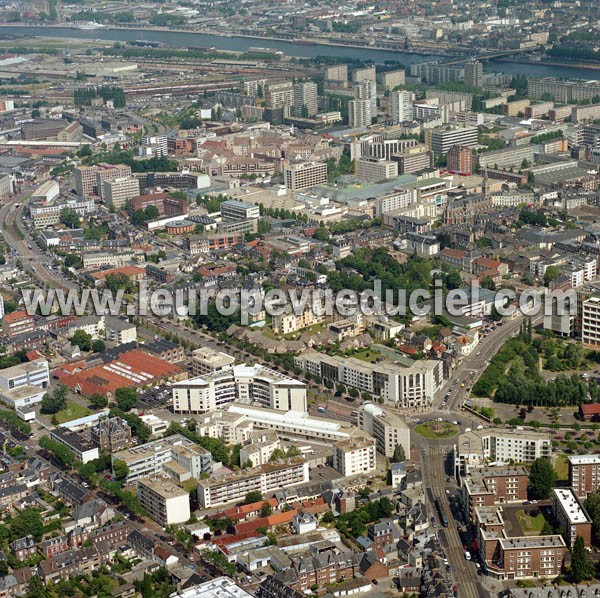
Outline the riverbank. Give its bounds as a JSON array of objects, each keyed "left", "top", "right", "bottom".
[
  {"left": 495, "top": 57, "right": 600, "bottom": 72},
  {"left": 0, "top": 22, "right": 454, "bottom": 58},
  {"left": 1, "top": 24, "right": 600, "bottom": 79}
]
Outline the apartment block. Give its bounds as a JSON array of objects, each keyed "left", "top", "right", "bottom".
[
  {"left": 568, "top": 454, "right": 600, "bottom": 498},
  {"left": 2, "top": 310, "right": 36, "bottom": 338},
  {"left": 477, "top": 145, "right": 534, "bottom": 170},
  {"left": 389, "top": 90, "right": 413, "bottom": 123},
  {"left": 332, "top": 434, "right": 377, "bottom": 477},
  {"left": 358, "top": 403, "right": 410, "bottom": 458},
  {"left": 354, "top": 79, "right": 377, "bottom": 115},
  {"left": 496, "top": 535, "right": 566, "bottom": 580},
  {"left": 447, "top": 145, "right": 473, "bottom": 175},
  {"left": 293, "top": 81, "right": 318, "bottom": 117},
  {"left": 284, "top": 161, "right": 327, "bottom": 191},
  {"left": 348, "top": 99, "right": 372, "bottom": 128},
  {"left": 102, "top": 176, "right": 141, "bottom": 209},
  {"left": 197, "top": 458, "right": 309, "bottom": 508},
  {"left": 552, "top": 488, "right": 592, "bottom": 547},
  {"left": 352, "top": 66, "right": 376, "bottom": 83},
  {"left": 378, "top": 69, "right": 405, "bottom": 91},
  {"left": 462, "top": 467, "right": 528, "bottom": 521},
  {"left": 137, "top": 477, "right": 190, "bottom": 526},
  {"left": 454, "top": 429, "right": 552, "bottom": 476},
  {"left": 528, "top": 77, "right": 600, "bottom": 104},
  {"left": 111, "top": 434, "right": 214, "bottom": 483},
  {"left": 172, "top": 364, "right": 307, "bottom": 414},
  {"left": 265, "top": 81, "right": 294, "bottom": 109},
  {"left": 582, "top": 295, "right": 600, "bottom": 346}
]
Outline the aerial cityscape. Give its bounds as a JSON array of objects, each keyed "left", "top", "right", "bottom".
[{"left": 1, "top": 1, "right": 600, "bottom": 597}]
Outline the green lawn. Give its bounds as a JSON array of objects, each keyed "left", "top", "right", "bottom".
[
  {"left": 352, "top": 349, "right": 381, "bottom": 363},
  {"left": 516, "top": 509, "right": 546, "bottom": 535},
  {"left": 53, "top": 400, "right": 92, "bottom": 424},
  {"left": 554, "top": 454, "right": 569, "bottom": 482},
  {"left": 414, "top": 421, "right": 458, "bottom": 439}
]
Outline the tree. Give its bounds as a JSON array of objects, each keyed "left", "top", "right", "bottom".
[
  {"left": 113, "top": 459, "right": 129, "bottom": 481},
  {"left": 71, "top": 329, "right": 92, "bottom": 351},
  {"left": 529, "top": 458, "right": 557, "bottom": 499},
  {"left": 243, "top": 490, "right": 263, "bottom": 504},
  {"left": 89, "top": 393, "right": 108, "bottom": 409},
  {"left": 392, "top": 444, "right": 406, "bottom": 462},
  {"left": 60, "top": 207, "right": 81, "bottom": 229},
  {"left": 40, "top": 384, "right": 67, "bottom": 414},
  {"left": 544, "top": 266, "right": 561, "bottom": 287},
  {"left": 26, "top": 574, "right": 49, "bottom": 598},
  {"left": 571, "top": 535, "right": 593, "bottom": 582},
  {"left": 115, "top": 387, "right": 137, "bottom": 411},
  {"left": 321, "top": 511, "right": 335, "bottom": 523},
  {"left": 10, "top": 508, "right": 44, "bottom": 541},
  {"left": 77, "top": 144, "right": 92, "bottom": 158},
  {"left": 92, "top": 339, "right": 106, "bottom": 353},
  {"left": 259, "top": 501, "right": 273, "bottom": 517}
]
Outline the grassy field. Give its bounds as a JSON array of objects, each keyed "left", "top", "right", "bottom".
[
  {"left": 53, "top": 400, "right": 92, "bottom": 424},
  {"left": 414, "top": 421, "right": 458, "bottom": 439},
  {"left": 516, "top": 509, "right": 546, "bottom": 535}
]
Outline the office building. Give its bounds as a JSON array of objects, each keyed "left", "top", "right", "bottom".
[
  {"left": 284, "top": 161, "right": 327, "bottom": 191},
  {"left": 426, "top": 126, "right": 478, "bottom": 155},
  {"left": 220, "top": 199, "right": 260, "bottom": 221},
  {"left": 392, "top": 146, "right": 433, "bottom": 175},
  {"left": 358, "top": 403, "right": 410, "bottom": 458},
  {"left": 552, "top": 488, "right": 592, "bottom": 547},
  {"left": 293, "top": 81, "right": 318, "bottom": 117},
  {"left": 111, "top": 434, "right": 214, "bottom": 483},
  {"left": 295, "top": 351, "right": 443, "bottom": 411},
  {"left": 30, "top": 197, "right": 96, "bottom": 228},
  {"left": 197, "top": 458, "right": 309, "bottom": 508},
  {"left": 75, "top": 163, "right": 132, "bottom": 197},
  {"left": 0, "top": 358, "right": 49, "bottom": 391},
  {"left": 102, "top": 176, "right": 140, "bottom": 209},
  {"left": 464, "top": 61, "right": 483, "bottom": 88},
  {"left": 582, "top": 295, "right": 600, "bottom": 346},
  {"left": 447, "top": 145, "right": 473, "bottom": 175},
  {"left": 348, "top": 99, "right": 372, "bottom": 128},
  {"left": 389, "top": 90, "right": 413, "bottom": 123},
  {"left": 332, "top": 434, "right": 377, "bottom": 477},
  {"left": 375, "top": 188, "right": 414, "bottom": 217},
  {"left": 31, "top": 180, "right": 60, "bottom": 203},
  {"left": 357, "top": 157, "right": 398, "bottom": 182},
  {"left": 191, "top": 347, "right": 235, "bottom": 377},
  {"left": 454, "top": 429, "right": 552, "bottom": 476},
  {"left": 172, "top": 364, "right": 307, "bottom": 414},
  {"left": 137, "top": 477, "right": 190, "bottom": 526},
  {"left": 569, "top": 454, "right": 600, "bottom": 498}
]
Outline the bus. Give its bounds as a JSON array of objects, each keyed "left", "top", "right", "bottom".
[{"left": 434, "top": 497, "right": 449, "bottom": 527}]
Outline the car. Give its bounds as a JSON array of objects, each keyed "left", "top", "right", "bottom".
[
  {"left": 476, "top": 351, "right": 481, "bottom": 356},
  {"left": 451, "top": 420, "right": 458, "bottom": 425},
  {"left": 523, "top": 500, "right": 530, "bottom": 505},
  {"left": 464, "top": 551, "right": 471, "bottom": 560},
  {"left": 531, "top": 500, "right": 537, "bottom": 504}
]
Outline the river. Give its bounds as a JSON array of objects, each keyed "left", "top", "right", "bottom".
[{"left": 3, "top": 25, "right": 600, "bottom": 80}]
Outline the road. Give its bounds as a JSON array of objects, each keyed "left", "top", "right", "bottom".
[{"left": 0, "top": 191, "right": 77, "bottom": 292}]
